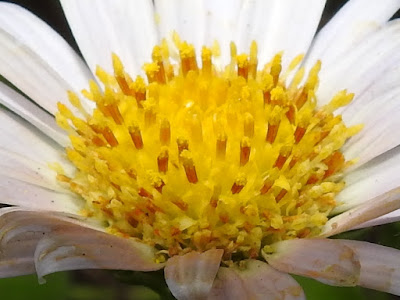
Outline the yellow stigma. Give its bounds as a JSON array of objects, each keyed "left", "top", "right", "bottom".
[{"left": 56, "top": 37, "right": 361, "bottom": 261}]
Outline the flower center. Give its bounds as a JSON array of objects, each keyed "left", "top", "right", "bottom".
[{"left": 56, "top": 36, "right": 361, "bottom": 261}]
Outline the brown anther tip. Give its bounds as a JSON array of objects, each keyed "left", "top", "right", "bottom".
[
  {"left": 184, "top": 164, "right": 198, "bottom": 184},
  {"left": 129, "top": 126, "right": 144, "bottom": 149},
  {"left": 172, "top": 198, "right": 188, "bottom": 211},
  {"left": 157, "top": 149, "right": 169, "bottom": 173},
  {"left": 260, "top": 180, "right": 274, "bottom": 195},
  {"left": 240, "top": 138, "right": 251, "bottom": 166},
  {"left": 154, "top": 180, "right": 165, "bottom": 193},
  {"left": 105, "top": 104, "right": 124, "bottom": 125},
  {"left": 266, "top": 122, "right": 280, "bottom": 144},
  {"left": 274, "top": 146, "right": 292, "bottom": 170},
  {"left": 177, "top": 138, "right": 189, "bottom": 154},
  {"left": 102, "top": 126, "right": 119, "bottom": 147},
  {"left": 160, "top": 119, "right": 171, "bottom": 145},
  {"left": 231, "top": 181, "right": 246, "bottom": 194},
  {"left": 216, "top": 134, "right": 227, "bottom": 160},
  {"left": 139, "top": 188, "right": 153, "bottom": 199},
  {"left": 294, "top": 126, "right": 306, "bottom": 144},
  {"left": 243, "top": 113, "right": 254, "bottom": 138},
  {"left": 275, "top": 189, "right": 287, "bottom": 202}
]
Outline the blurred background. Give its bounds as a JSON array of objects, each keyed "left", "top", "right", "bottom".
[{"left": 0, "top": 0, "right": 400, "bottom": 299}]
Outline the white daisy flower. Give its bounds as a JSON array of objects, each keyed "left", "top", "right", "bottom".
[{"left": 1, "top": 0, "right": 400, "bottom": 299}]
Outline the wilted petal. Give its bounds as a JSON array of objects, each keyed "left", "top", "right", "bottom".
[
  {"left": 0, "top": 208, "right": 90, "bottom": 278},
  {"left": 263, "top": 239, "right": 360, "bottom": 287},
  {"left": 355, "top": 208, "right": 400, "bottom": 229},
  {"left": 341, "top": 240, "right": 400, "bottom": 296},
  {"left": 164, "top": 249, "right": 223, "bottom": 300},
  {"left": 208, "top": 260, "right": 305, "bottom": 300},
  {"left": 0, "top": 209, "right": 163, "bottom": 280},
  {"left": 34, "top": 230, "right": 164, "bottom": 282},
  {"left": 321, "top": 187, "right": 400, "bottom": 237}
]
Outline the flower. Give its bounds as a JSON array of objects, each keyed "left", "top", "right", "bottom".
[{"left": 1, "top": 0, "right": 400, "bottom": 299}]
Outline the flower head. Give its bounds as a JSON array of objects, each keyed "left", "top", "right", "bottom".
[{"left": 1, "top": 1, "right": 400, "bottom": 299}]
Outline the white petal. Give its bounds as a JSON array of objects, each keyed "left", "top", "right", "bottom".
[
  {"left": 35, "top": 229, "right": 163, "bottom": 282},
  {"left": 61, "top": 0, "right": 157, "bottom": 76},
  {"left": 0, "top": 82, "right": 67, "bottom": 146},
  {"left": 341, "top": 240, "right": 400, "bottom": 296},
  {"left": 236, "top": 0, "right": 326, "bottom": 68},
  {"left": 354, "top": 209, "right": 400, "bottom": 229},
  {"left": 263, "top": 239, "right": 360, "bottom": 286},
  {"left": 317, "top": 20, "right": 400, "bottom": 107},
  {"left": 155, "top": 0, "right": 206, "bottom": 59},
  {"left": 336, "top": 146, "right": 400, "bottom": 212},
  {"left": 208, "top": 260, "right": 305, "bottom": 300},
  {"left": 164, "top": 249, "right": 223, "bottom": 300},
  {"left": 203, "top": 0, "right": 243, "bottom": 68},
  {"left": 321, "top": 187, "right": 400, "bottom": 237},
  {"left": 342, "top": 86, "right": 400, "bottom": 167},
  {"left": 0, "top": 3, "right": 94, "bottom": 115},
  {"left": 0, "top": 208, "right": 99, "bottom": 278},
  {"left": 0, "top": 176, "right": 82, "bottom": 213},
  {"left": 0, "top": 148, "right": 68, "bottom": 193},
  {"left": 305, "top": 0, "right": 400, "bottom": 69},
  {"left": 0, "top": 107, "right": 74, "bottom": 173}
]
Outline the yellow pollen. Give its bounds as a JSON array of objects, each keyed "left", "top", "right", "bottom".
[{"left": 57, "top": 37, "right": 361, "bottom": 261}]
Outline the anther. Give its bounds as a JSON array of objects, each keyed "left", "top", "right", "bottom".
[
  {"left": 237, "top": 54, "right": 249, "bottom": 80},
  {"left": 285, "top": 105, "right": 296, "bottom": 124},
  {"left": 294, "top": 126, "right": 307, "bottom": 144},
  {"left": 266, "top": 121, "right": 280, "bottom": 144},
  {"left": 243, "top": 113, "right": 254, "bottom": 138},
  {"left": 295, "top": 88, "right": 308, "bottom": 110},
  {"left": 191, "top": 115, "right": 203, "bottom": 143},
  {"left": 275, "top": 189, "right": 287, "bottom": 202},
  {"left": 144, "top": 62, "right": 161, "bottom": 83},
  {"left": 133, "top": 76, "right": 146, "bottom": 108},
  {"left": 152, "top": 177, "right": 165, "bottom": 193},
  {"left": 249, "top": 41, "right": 258, "bottom": 79},
  {"left": 104, "top": 103, "right": 124, "bottom": 125},
  {"left": 129, "top": 125, "right": 144, "bottom": 149},
  {"left": 210, "top": 185, "right": 221, "bottom": 208},
  {"left": 172, "top": 198, "right": 188, "bottom": 211},
  {"left": 201, "top": 47, "right": 212, "bottom": 75},
  {"left": 157, "top": 147, "right": 169, "bottom": 173},
  {"left": 180, "top": 42, "right": 198, "bottom": 76},
  {"left": 152, "top": 46, "right": 166, "bottom": 84},
  {"left": 270, "top": 53, "right": 282, "bottom": 86},
  {"left": 160, "top": 119, "right": 171, "bottom": 145},
  {"left": 143, "top": 101, "right": 156, "bottom": 127},
  {"left": 180, "top": 150, "right": 198, "bottom": 184},
  {"left": 231, "top": 175, "right": 247, "bottom": 194},
  {"left": 240, "top": 137, "right": 251, "bottom": 166},
  {"left": 323, "top": 151, "right": 344, "bottom": 179},
  {"left": 260, "top": 179, "right": 274, "bottom": 195},
  {"left": 101, "top": 126, "right": 119, "bottom": 147},
  {"left": 112, "top": 54, "right": 134, "bottom": 96},
  {"left": 274, "top": 146, "right": 292, "bottom": 169},
  {"left": 138, "top": 188, "right": 153, "bottom": 200},
  {"left": 177, "top": 138, "right": 189, "bottom": 155},
  {"left": 216, "top": 134, "right": 227, "bottom": 160}
]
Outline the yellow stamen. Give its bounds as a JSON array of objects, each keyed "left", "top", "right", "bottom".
[{"left": 57, "top": 36, "right": 360, "bottom": 260}]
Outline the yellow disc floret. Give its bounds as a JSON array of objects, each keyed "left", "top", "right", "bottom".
[{"left": 56, "top": 37, "right": 361, "bottom": 261}]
